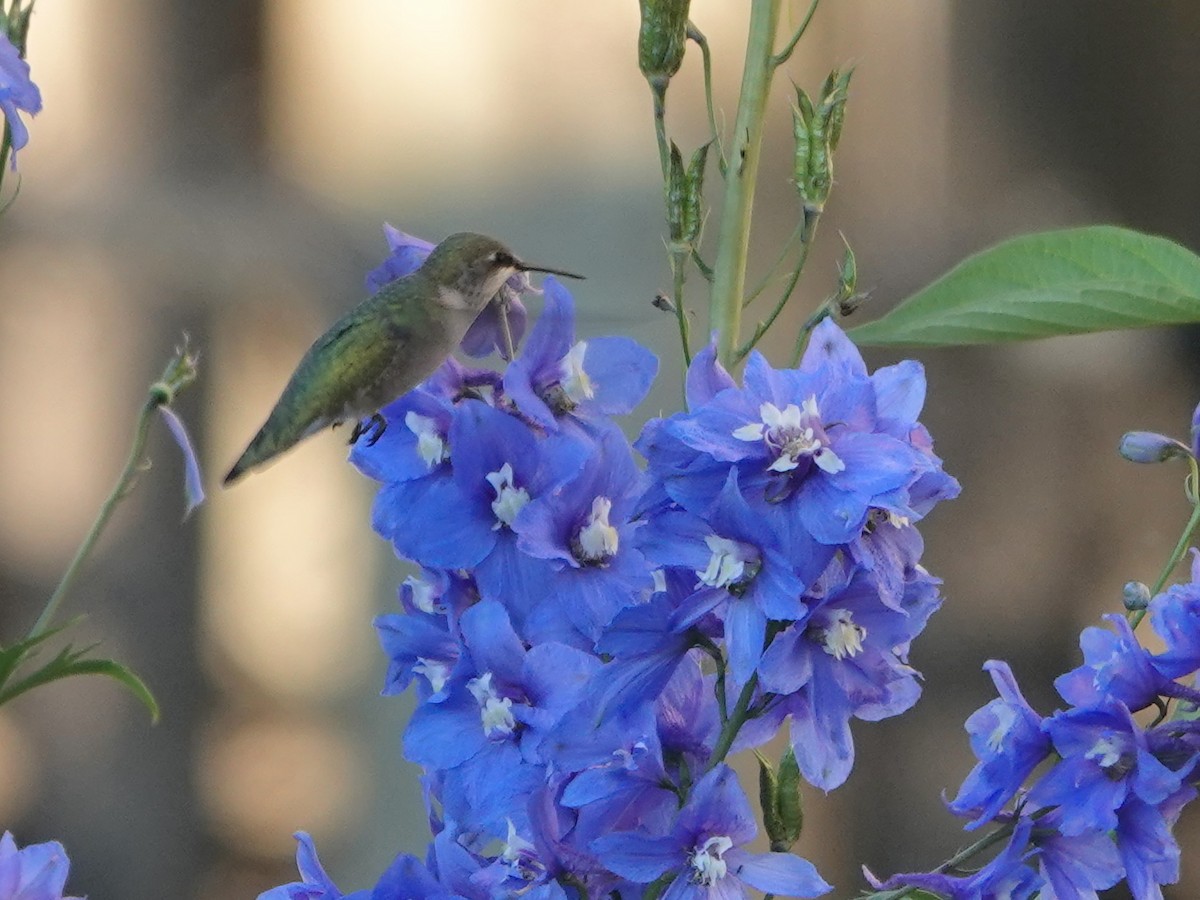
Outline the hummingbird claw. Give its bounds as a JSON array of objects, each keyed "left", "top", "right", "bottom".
[{"left": 350, "top": 412, "right": 388, "bottom": 447}]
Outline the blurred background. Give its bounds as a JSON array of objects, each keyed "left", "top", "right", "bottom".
[{"left": 2, "top": 0, "right": 1199, "bottom": 896}]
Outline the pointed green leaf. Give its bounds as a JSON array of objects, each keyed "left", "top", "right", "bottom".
[
  {"left": 849, "top": 226, "right": 1200, "bottom": 347},
  {"left": 0, "top": 648, "right": 159, "bottom": 723}
]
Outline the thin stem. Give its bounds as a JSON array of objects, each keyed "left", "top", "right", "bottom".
[
  {"left": 709, "top": 0, "right": 783, "bottom": 367},
  {"left": 687, "top": 22, "right": 726, "bottom": 176},
  {"left": 736, "top": 206, "right": 820, "bottom": 362},
  {"left": 651, "top": 81, "right": 671, "bottom": 180},
  {"left": 744, "top": 217, "right": 805, "bottom": 307},
  {"left": 1130, "top": 459, "right": 1200, "bottom": 630},
  {"left": 770, "top": 0, "right": 821, "bottom": 69},
  {"left": 671, "top": 250, "right": 692, "bottom": 368},
  {"left": 788, "top": 296, "right": 835, "bottom": 366},
  {"left": 867, "top": 822, "right": 1014, "bottom": 900},
  {"left": 28, "top": 390, "right": 166, "bottom": 639},
  {"left": 705, "top": 673, "right": 758, "bottom": 771}
]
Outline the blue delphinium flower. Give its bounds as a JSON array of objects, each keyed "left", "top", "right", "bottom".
[
  {"left": 1149, "top": 549, "right": 1200, "bottom": 681},
  {"left": 403, "top": 600, "right": 599, "bottom": 836},
  {"left": 1028, "top": 809, "right": 1124, "bottom": 900},
  {"left": 503, "top": 277, "right": 657, "bottom": 433},
  {"left": 258, "top": 832, "right": 362, "bottom": 900},
  {"left": 0, "top": 32, "right": 41, "bottom": 169},
  {"left": 866, "top": 816, "right": 1042, "bottom": 899},
  {"left": 1055, "top": 614, "right": 1183, "bottom": 712},
  {"left": 752, "top": 565, "right": 943, "bottom": 789},
  {"left": 947, "top": 660, "right": 1052, "bottom": 829},
  {"left": 637, "top": 321, "right": 957, "bottom": 584},
  {"left": 593, "top": 765, "right": 832, "bottom": 898},
  {"left": 639, "top": 467, "right": 809, "bottom": 686},
  {"left": 364, "top": 223, "right": 529, "bottom": 359},
  {"left": 0, "top": 832, "right": 80, "bottom": 900},
  {"left": 513, "top": 424, "right": 653, "bottom": 642}
]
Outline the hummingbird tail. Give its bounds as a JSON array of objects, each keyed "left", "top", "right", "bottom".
[{"left": 222, "top": 421, "right": 288, "bottom": 486}]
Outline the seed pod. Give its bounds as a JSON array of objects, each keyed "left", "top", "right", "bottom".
[
  {"left": 665, "top": 141, "right": 687, "bottom": 245},
  {"left": 680, "top": 141, "right": 711, "bottom": 246},
  {"left": 791, "top": 86, "right": 813, "bottom": 192},
  {"left": 776, "top": 748, "right": 804, "bottom": 849},
  {"left": 638, "top": 0, "right": 691, "bottom": 88}
]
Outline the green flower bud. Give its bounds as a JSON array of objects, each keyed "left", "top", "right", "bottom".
[
  {"left": 638, "top": 0, "right": 690, "bottom": 88},
  {"left": 665, "top": 140, "right": 709, "bottom": 250},
  {"left": 757, "top": 749, "right": 804, "bottom": 852},
  {"left": 1123, "top": 581, "right": 1151, "bottom": 612}
]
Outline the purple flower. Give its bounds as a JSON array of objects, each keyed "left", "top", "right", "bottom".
[
  {"left": 1029, "top": 810, "right": 1123, "bottom": 900},
  {"left": 1150, "top": 550, "right": 1200, "bottom": 681},
  {"left": 403, "top": 600, "right": 599, "bottom": 835},
  {"left": 0, "top": 832, "right": 80, "bottom": 900},
  {"left": 513, "top": 425, "right": 653, "bottom": 642},
  {"left": 258, "top": 832, "right": 363, "bottom": 900},
  {"left": 947, "top": 660, "right": 1052, "bottom": 829},
  {"left": 364, "top": 223, "right": 529, "bottom": 359},
  {"left": 867, "top": 816, "right": 1042, "bottom": 899},
  {"left": 1029, "top": 699, "right": 1190, "bottom": 838},
  {"left": 754, "top": 566, "right": 942, "bottom": 789},
  {"left": 1055, "top": 614, "right": 1172, "bottom": 712},
  {"left": 592, "top": 765, "right": 831, "bottom": 898},
  {"left": 503, "top": 277, "right": 657, "bottom": 432},
  {"left": 639, "top": 467, "right": 810, "bottom": 685},
  {"left": 638, "top": 321, "right": 956, "bottom": 557},
  {"left": 0, "top": 32, "right": 41, "bottom": 169}
]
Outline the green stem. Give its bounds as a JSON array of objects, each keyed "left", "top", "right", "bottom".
[
  {"left": 27, "top": 387, "right": 168, "bottom": 640},
  {"left": 1130, "top": 459, "right": 1200, "bottom": 629},
  {"left": 671, "top": 250, "right": 692, "bottom": 367},
  {"left": 687, "top": 22, "right": 726, "bottom": 175},
  {"left": 736, "top": 206, "right": 820, "bottom": 362},
  {"left": 651, "top": 81, "right": 671, "bottom": 180},
  {"left": 769, "top": 0, "right": 821, "bottom": 69},
  {"left": 866, "top": 821, "right": 1014, "bottom": 900},
  {"left": 705, "top": 673, "right": 759, "bottom": 771},
  {"left": 709, "top": 0, "right": 782, "bottom": 368},
  {"left": 744, "top": 217, "right": 805, "bottom": 307}
]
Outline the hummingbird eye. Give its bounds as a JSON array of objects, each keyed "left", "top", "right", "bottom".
[{"left": 493, "top": 251, "right": 516, "bottom": 268}]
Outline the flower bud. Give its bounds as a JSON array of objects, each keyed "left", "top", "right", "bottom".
[
  {"left": 758, "top": 749, "right": 804, "bottom": 852},
  {"left": 1118, "top": 431, "right": 1190, "bottom": 464},
  {"left": 1123, "top": 581, "right": 1151, "bottom": 612},
  {"left": 665, "top": 140, "right": 709, "bottom": 250},
  {"left": 638, "top": 0, "right": 690, "bottom": 88}
]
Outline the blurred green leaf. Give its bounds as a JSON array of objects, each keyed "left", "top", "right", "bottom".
[
  {"left": 849, "top": 226, "right": 1200, "bottom": 347},
  {"left": 0, "top": 643, "right": 159, "bottom": 723}
]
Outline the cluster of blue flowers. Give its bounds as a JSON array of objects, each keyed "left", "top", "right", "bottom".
[
  {"left": 261, "top": 227, "right": 960, "bottom": 899},
  {"left": 867, "top": 563, "right": 1200, "bottom": 899}
]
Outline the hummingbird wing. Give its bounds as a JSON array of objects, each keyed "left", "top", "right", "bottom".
[{"left": 224, "top": 303, "right": 418, "bottom": 484}]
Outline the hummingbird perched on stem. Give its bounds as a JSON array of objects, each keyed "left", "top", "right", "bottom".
[{"left": 223, "top": 232, "right": 583, "bottom": 485}]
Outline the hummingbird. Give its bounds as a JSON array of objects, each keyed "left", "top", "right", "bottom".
[{"left": 223, "top": 232, "right": 583, "bottom": 485}]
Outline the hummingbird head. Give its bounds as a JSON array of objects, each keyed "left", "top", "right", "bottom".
[{"left": 423, "top": 232, "right": 585, "bottom": 312}]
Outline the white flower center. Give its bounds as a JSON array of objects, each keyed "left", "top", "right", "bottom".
[
  {"left": 485, "top": 462, "right": 530, "bottom": 529},
  {"left": 1086, "top": 734, "right": 1122, "bottom": 770},
  {"left": 413, "top": 657, "right": 450, "bottom": 694},
  {"left": 575, "top": 496, "right": 619, "bottom": 562},
  {"left": 559, "top": 341, "right": 595, "bottom": 403},
  {"left": 986, "top": 704, "right": 1018, "bottom": 753},
  {"left": 404, "top": 412, "right": 448, "bottom": 469},
  {"left": 819, "top": 609, "right": 866, "bottom": 660},
  {"left": 697, "top": 535, "right": 755, "bottom": 589},
  {"left": 689, "top": 835, "right": 733, "bottom": 886},
  {"left": 404, "top": 575, "right": 439, "bottom": 614},
  {"left": 468, "top": 672, "right": 515, "bottom": 737},
  {"left": 732, "top": 397, "right": 844, "bottom": 475}
]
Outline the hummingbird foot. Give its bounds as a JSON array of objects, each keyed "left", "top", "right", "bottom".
[{"left": 349, "top": 412, "right": 388, "bottom": 446}]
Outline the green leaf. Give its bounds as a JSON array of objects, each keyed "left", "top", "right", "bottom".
[
  {"left": 0, "top": 645, "right": 160, "bottom": 723},
  {"left": 849, "top": 226, "right": 1200, "bottom": 347}
]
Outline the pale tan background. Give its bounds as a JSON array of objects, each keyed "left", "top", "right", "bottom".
[{"left": 1, "top": 1, "right": 1198, "bottom": 897}]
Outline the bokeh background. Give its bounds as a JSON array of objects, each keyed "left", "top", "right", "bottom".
[{"left": 2, "top": 1, "right": 1200, "bottom": 896}]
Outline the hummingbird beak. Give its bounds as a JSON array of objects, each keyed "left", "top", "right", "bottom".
[{"left": 515, "top": 260, "right": 586, "bottom": 280}]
